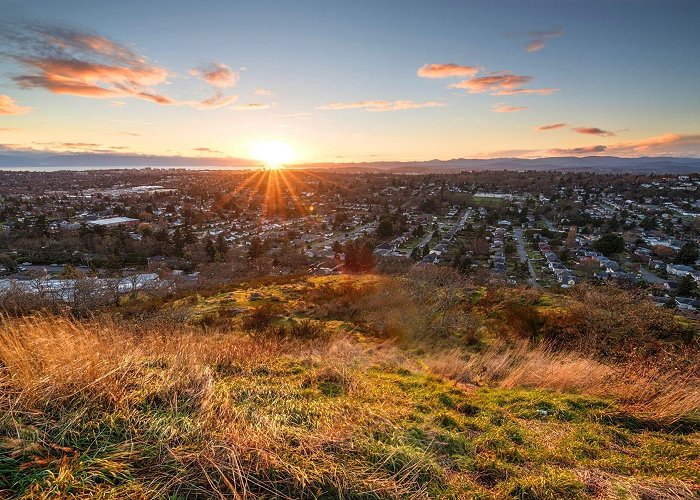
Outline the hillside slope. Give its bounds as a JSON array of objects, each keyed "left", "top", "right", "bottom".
[{"left": 1, "top": 273, "right": 698, "bottom": 498}]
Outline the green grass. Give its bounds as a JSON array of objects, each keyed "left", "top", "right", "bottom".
[
  {"left": 3, "top": 338, "right": 698, "bottom": 498},
  {"left": 1, "top": 274, "right": 699, "bottom": 498}
]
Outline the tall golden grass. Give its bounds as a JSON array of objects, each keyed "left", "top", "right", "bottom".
[{"left": 0, "top": 315, "right": 424, "bottom": 498}]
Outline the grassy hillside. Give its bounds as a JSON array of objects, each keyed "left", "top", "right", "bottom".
[{"left": 1, "top": 272, "right": 698, "bottom": 498}]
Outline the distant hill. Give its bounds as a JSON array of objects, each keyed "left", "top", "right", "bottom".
[
  {"left": 298, "top": 156, "right": 700, "bottom": 174},
  {"left": 0, "top": 151, "right": 254, "bottom": 168},
  {"left": 1, "top": 150, "right": 699, "bottom": 173}
]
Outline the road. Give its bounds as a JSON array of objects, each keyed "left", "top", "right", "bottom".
[
  {"left": 541, "top": 217, "right": 556, "bottom": 231},
  {"left": 638, "top": 266, "right": 666, "bottom": 284},
  {"left": 514, "top": 227, "right": 540, "bottom": 288},
  {"left": 312, "top": 221, "right": 377, "bottom": 251},
  {"left": 420, "top": 209, "right": 472, "bottom": 263}
]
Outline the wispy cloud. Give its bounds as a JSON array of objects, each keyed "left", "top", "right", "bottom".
[
  {"left": 535, "top": 122, "right": 567, "bottom": 131},
  {"left": 417, "top": 63, "right": 479, "bottom": 78},
  {"left": 193, "top": 147, "right": 223, "bottom": 154},
  {"left": 449, "top": 72, "right": 532, "bottom": 93},
  {"left": 232, "top": 103, "right": 271, "bottom": 110},
  {"left": 318, "top": 100, "right": 445, "bottom": 112},
  {"left": 190, "top": 62, "right": 238, "bottom": 88},
  {"left": 547, "top": 132, "right": 700, "bottom": 157},
  {"left": 571, "top": 127, "right": 615, "bottom": 137},
  {"left": 608, "top": 133, "right": 700, "bottom": 155},
  {"left": 548, "top": 145, "right": 607, "bottom": 155},
  {"left": 0, "top": 22, "right": 239, "bottom": 110},
  {"left": 194, "top": 92, "right": 238, "bottom": 109},
  {"left": 524, "top": 28, "right": 563, "bottom": 53},
  {"left": 5, "top": 141, "right": 129, "bottom": 153},
  {"left": 1, "top": 22, "right": 174, "bottom": 104},
  {"left": 254, "top": 88, "right": 273, "bottom": 96},
  {"left": 492, "top": 103, "right": 527, "bottom": 113},
  {"left": 494, "top": 87, "right": 558, "bottom": 96},
  {"left": 0, "top": 94, "right": 32, "bottom": 115}
]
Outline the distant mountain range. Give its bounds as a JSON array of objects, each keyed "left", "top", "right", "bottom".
[
  {"left": 1, "top": 150, "right": 699, "bottom": 173},
  {"left": 298, "top": 156, "right": 700, "bottom": 174}
]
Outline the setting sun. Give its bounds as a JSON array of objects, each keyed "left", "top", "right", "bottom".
[{"left": 250, "top": 141, "right": 296, "bottom": 168}]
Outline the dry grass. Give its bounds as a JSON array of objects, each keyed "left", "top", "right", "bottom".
[
  {"left": 0, "top": 315, "right": 433, "bottom": 498},
  {"left": 425, "top": 341, "right": 700, "bottom": 426},
  {"left": 1, "top": 272, "right": 699, "bottom": 498}
]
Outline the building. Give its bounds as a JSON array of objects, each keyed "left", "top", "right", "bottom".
[
  {"left": 667, "top": 263, "right": 695, "bottom": 277},
  {"left": 87, "top": 217, "right": 140, "bottom": 228}
]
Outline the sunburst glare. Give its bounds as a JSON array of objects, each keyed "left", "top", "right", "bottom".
[{"left": 250, "top": 141, "right": 296, "bottom": 169}]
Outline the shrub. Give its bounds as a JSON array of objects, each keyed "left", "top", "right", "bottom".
[{"left": 241, "top": 302, "right": 280, "bottom": 330}]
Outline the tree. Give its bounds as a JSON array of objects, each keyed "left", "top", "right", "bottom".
[
  {"left": 248, "top": 237, "right": 265, "bottom": 260},
  {"left": 376, "top": 219, "right": 394, "bottom": 238},
  {"left": 215, "top": 233, "right": 229, "bottom": 259},
  {"left": 677, "top": 274, "right": 698, "bottom": 297},
  {"left": 204, "top": 238, "right": 216, "bottom": 262},
  {"left": 640, "top": 216, "right": 657, "bottom": 230},
  {"left": 0, "top": 254, "right": 18, "bottom": 273},
  {"left": 172, "top": 227, "right": 185, "bottom": 257},
  {"left": 675, "top": 242, "right": 698, "bottom": 266},
  {"left": 410, "top": 246, "right": 421, "bottom": 261},
  {"left": 593, "top": 233, "right": 625, "bottom": 256}
]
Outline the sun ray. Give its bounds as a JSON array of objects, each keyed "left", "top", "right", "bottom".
[{"left": 278, "top": 169, "right": 308, "bottom": 216}]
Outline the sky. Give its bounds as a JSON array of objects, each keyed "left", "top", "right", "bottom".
[{"left": 0, "top": 0, "right": 699, "bottom": 163}]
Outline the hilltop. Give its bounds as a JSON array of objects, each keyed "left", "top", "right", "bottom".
[{"left": 1, "top": 271, "right": 698, "bottom": 498}]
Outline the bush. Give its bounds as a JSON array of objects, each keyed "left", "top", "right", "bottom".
[{"left": 242, "top": 302, "right": 280, "bottom": 330}]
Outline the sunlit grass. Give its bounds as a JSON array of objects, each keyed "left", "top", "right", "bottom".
[{"left": 1, "top": 273, "right": 698, "bottom": 498}]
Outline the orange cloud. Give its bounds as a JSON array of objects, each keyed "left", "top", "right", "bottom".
[
  {"left": 571, "top": 127, "right": 615, "bottom": 137},
  {"left": 4, "top": 24, "right": 173, "bottom": 105},
  {"left": 3, "top": 23, "right": 235, "bottom": 110},
  {"left": 449, "top": 72, "right": 533, "bottom": 93},
  {"left": 536, "top": 122, "right": 567, "bottom": 131},
  {"left": 525, "top": 40, "right": 545, "bottom": 53},
  {"left": 493, "top": 104, "right": 527, "bottom": 113},
  {"left": 194, "top": 93, "right": 238, "bottom": 109},
  {"left": 417, "top": 63, "right": 479, "bottom": 78},
  {"left": 524, "top": 28, "right": 563, "bottom": 53},
  {"left": 608, "top": 133, "right": 700, "bottom": 155},
  {"left": 543, "top": 133, "right": 700, "bottom": 157},
  {"left": 191, "top": 62, "right": 238, "bottom": 88},
  {"left": 318, "top": 100, "right": 445, "bottom": 112},
  {"left": 0, "top": 95, "right": 32, "bottom": 115}
]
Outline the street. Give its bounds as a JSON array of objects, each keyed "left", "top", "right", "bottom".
[{"left": 514, "top": 227, "right": 540, "bottom": 288}]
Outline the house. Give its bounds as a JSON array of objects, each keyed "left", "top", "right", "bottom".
[
  {"left": 87, "top": 217, "right": 139, "bottom": 228},
  {"left": 675, "top": 297, "right": 700, "bottom": 311},
  {"left": 649, "top": 259, "right": 665, "bottom": 270},
  {"left": 667, "top": 263, "right": 695, "bottom": 277}
]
